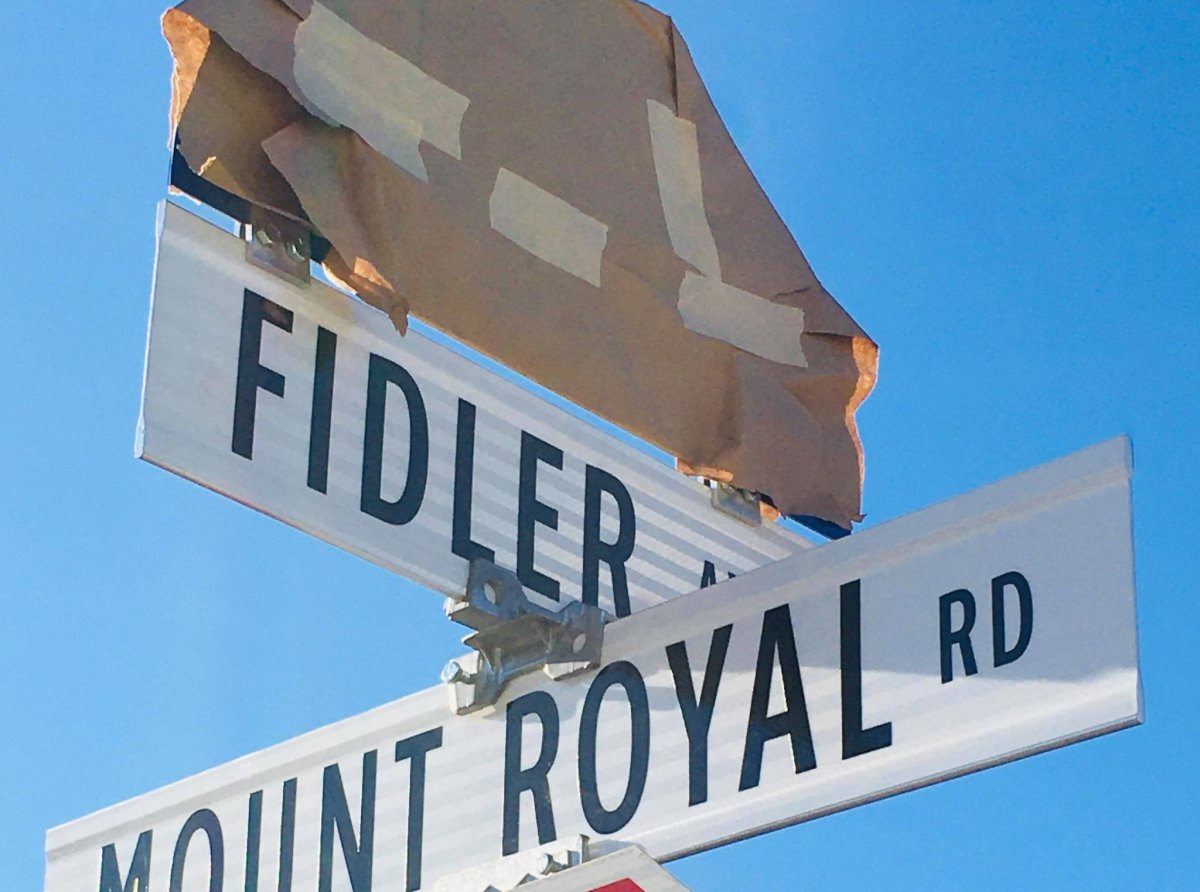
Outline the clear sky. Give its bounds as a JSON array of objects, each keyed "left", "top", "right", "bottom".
[{"left": 2, "top": 1, "right": 1197, "bottom": 890}]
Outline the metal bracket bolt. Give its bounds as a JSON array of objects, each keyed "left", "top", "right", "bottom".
[
  {"left": 426, "top": 836, "right": 592, "bottom": 891},
  {"left": 245, "top": 207, "right": 311, "bottom": 286},
  {"left": 710, "top": 481, "right": 763, "bottom": 527},
  {"left": 440, "top": 659, "right": 476, "bottom": 686},
  {"left": 535, "top": 853, "right": 567, "bottom": 876}
]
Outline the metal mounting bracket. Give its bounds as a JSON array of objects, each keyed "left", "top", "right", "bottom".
[
  {"left": 710, "top": 481, "right": 763, "bottom": 527},
  {"left": 442, "top": 559, "right": 608, "bottom": 715},
  {"left": 168, "top": 141, "right": 333, "bottom": 265},
  {"left": 245, "top": 206, "right": 311, "bottom": 286},
  {"left": 427, "top": 836, "right": 592, "bottom": 891}
]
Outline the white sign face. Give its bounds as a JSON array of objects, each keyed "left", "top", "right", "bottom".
[
  {"left": 47, "top": 438, "right": 1140, "bottom": 892},
  {"left": 136, "top": 203, "right": 807, "bottom": 619}
]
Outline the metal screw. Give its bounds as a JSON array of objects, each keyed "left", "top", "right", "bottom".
[
  {"left": 536, "top": 853, "right": 565, "bottom": 876},
  {"left": 441, "top": 659, "right": 475, "bottom": 685},
  {"left": 284, "top": 240, "right": 307, "bottom": 264}
]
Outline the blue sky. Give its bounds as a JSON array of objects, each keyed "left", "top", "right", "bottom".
[{"left": 2, "top": 1, "right": 1197, "bottom": 889}]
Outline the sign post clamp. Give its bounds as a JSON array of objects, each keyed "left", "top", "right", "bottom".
[
  {"left": 245, "top": 205, "right": 311, "bottom": 287},
  {"left": 708, "top": 481, "right": 764, "bottom": 527},
  {"left": 442, "top": 559, "right": 608, "bottom": 714}
]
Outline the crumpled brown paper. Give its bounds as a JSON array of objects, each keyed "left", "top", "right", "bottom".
[{"left": 163, "top": 0, "right": 878, "bottom": 530}]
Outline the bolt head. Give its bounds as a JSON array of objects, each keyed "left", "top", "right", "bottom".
[{"left": 441, "top": 660, "right": 468, "bottom": 685}]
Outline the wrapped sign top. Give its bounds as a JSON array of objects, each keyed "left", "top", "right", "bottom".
[{"left": 164, "top": 0, "right": 878, "bottom": 530}]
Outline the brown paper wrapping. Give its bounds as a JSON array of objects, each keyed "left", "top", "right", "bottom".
[{"left": 163, "top": 0, "right": 878, "bottom": 530}]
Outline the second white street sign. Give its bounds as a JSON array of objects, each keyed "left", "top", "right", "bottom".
[{"left": 48, "top": 438, "right": 1141, "bottom": 892}]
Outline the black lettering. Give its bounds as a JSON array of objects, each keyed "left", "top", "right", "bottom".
[
  {"left": 578, "top": 662, "right": 651, "bottom": 833},
  {"left": 503, "top": 691, "right": 559, "bottom": 855},
  {"left": 582, "top": 466, "right": 637, "bottom": 617},
  {"left": 170, "top": 809, "right": 223, "bottom": 892},
  {"left": 278, "top": 778, "right": 297, "bottom": 892},
  {"left": 451, "top": 400, "right": 494, "bottom": 563},
  {"left": 940, "top": 589, "right": 979, "bottom": 683},
  {"left": 361, "top": 355, "right": 428, "bottom": 525},
  {"left": 666, "top": 625, "right": 733, "bottom": 806},
  {"left": 700, "top": 562, "right": 736, "bottom": 588},
  {"left": 394, "top": 729, "right": 444, "bottom": 892},
  {"left": 840, "top": 580, "right": 893, "bottom": 760},
  {"left": 740, "top": 604, "right": 817, "bottom": 791},
  {"left": 307, "top": 326, "right": 338, "bottom": 493},
  {"left": 99, "top": 830, "right": 151, "bottom": 892},
  {"left": 516, "top": 432, "right": 563, "bottom": 600},
  {"left": 232, "top": 290, "right": 293, "bottom": 460},
  {"left": 992, "top": 571, "right": 1034, "bottom": 668},
  {"left": 245, "top": 792, "right": 262, "bottom": 892},
  {"left": 319, "top": 752, "right": 377, "bottom": 892}
]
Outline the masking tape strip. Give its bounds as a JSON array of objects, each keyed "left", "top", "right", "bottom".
[
  {"left": 489, "top": 169, "right": 609, "bottom": 288},
  {"left": 679, "top": 272, "right": 809, "bottom": 367},
  {"left": 294, "top": 2, "right": 470, "bottom": 182},
  {"left": 647, "top": 99, "right": 722, "bottom": 280}
]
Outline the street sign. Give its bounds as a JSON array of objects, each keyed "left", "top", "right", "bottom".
[
  {"left": 47, "top": 437, "right": 1140, "bottom": 892},
  {"left": 137, "top": 203, "right": 808, "bottom": 619}
]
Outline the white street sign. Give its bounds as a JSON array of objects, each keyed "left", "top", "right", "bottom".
[
  {"left": 137, "top": 203, "right": 808, "bottom": 619},
  {"left": 47, "top": 437, "right": 1140, "bottom": 892}
]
